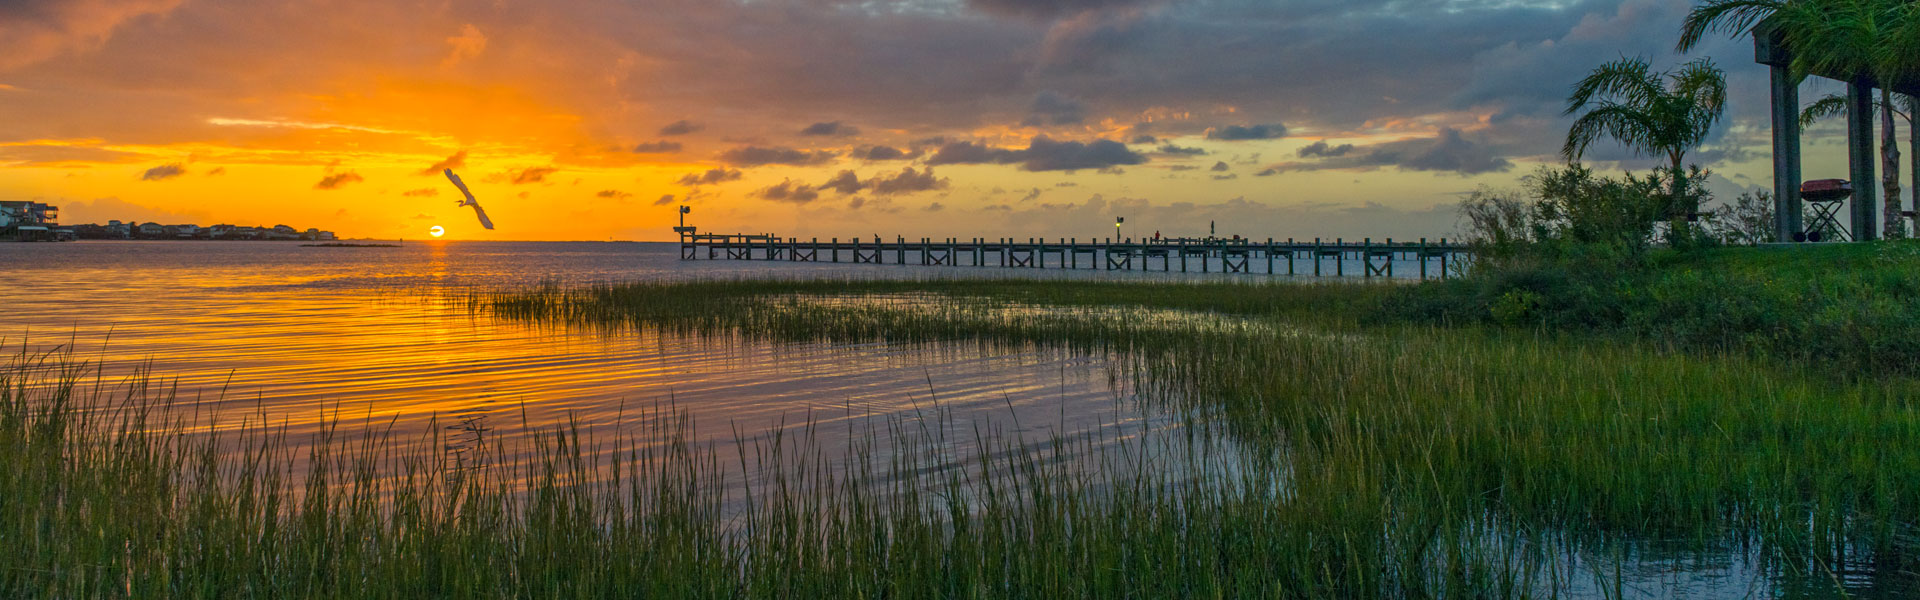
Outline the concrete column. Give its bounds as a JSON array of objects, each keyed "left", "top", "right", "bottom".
[
  {"left": 1849, "top": 80, "right": 1879, "bottom": 241},
  {"left": 1771, "top": 65, "right": 1804, "bottom": 241}
]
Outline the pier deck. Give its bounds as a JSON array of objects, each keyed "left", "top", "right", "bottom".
[{"left": 679, "top": 234, "right": 1470, "bottom": 279}]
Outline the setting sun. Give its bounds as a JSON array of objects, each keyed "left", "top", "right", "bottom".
[{"left": 429, "top": 225, "right": 445, "bottom": 238}]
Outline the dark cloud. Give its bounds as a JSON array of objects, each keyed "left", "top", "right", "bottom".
[
  {"left": 1021, "top": 137, "right": 1147, "bottom": 171},
  {"left": 1130, "top": 134, "right": 1159, "bottom": 144},
  {"left": 402, "top": 188, "right": 439, "bottom": 197},
  {"left": 140, "top": 163, "right": 185, "bottom": 181},
  {"left": 1022, "top": 91, "right": 1087, "bottom": 126},
  {"left": 511, "top": 166, "right": 558, "bottom": 184},
  {"left": 849, "top": 145, "right": 918, "bottom": 161},
  {"left": 313, "top": 171, "right": 363, "bottom": 190},
  {"left": 1155, "top": 143, "right": 1206, "bottom": 156},
  {"left": 868, "top": 166, "right": 949, "bottom": 195},
  {"left": 675, "top": 168, "right": 744, "bottom": 186},
  {"left": 1298, "top": 141, "right": 1356, "bottom": 158},
  {"left": 596, "top": 189, "right": 632, "bottom": 200},
  {"left": 1263, "top": 128, "right": 1512, "bottom": 176},
  {"left": 1209, "top": 161, "right": 1229, "bottom": 172},
  {"left": 965, "top": 0, "right": 1167, "bottom": 20},
  {"left": 799, "top": 121, "right": 858, "bottom": 136},
  {"left": 653, "top": 194, "right": 677, "bottom": 206},
  {"left": 205, "top": 167, "right": 225, "bottom": 176},
  {"left": 926, "top": 136, "right": 1145, "bottom": 172},
  {"left": 719, "top": 145, "right": 836, "bottom": 166},
  {"left": 820, "top": 170, "right": 863, "bottom": 195},
  {"left": 632, "top": 141, "right": 683, "bottom": 153},
  {"left": 755, "top": 179, "right": 820, "bottom": 204},
  {"left": 420, "top": 151, "right": 467, "bottom": 175},
  {"left": 1205, "top": 124, "right": 1288, "bottom": 141},
  {"left": 658, "top": 120, "right": 701, "bottom": 136},
  {"left": 924, "top": 202, "right": 945, "bottom": 212},
  {"left": 925, "top": 141, "right": 1019, "bottom": 166},
  {"left": 1211, "top": 173, "right": 1237, "bottom": 180}
]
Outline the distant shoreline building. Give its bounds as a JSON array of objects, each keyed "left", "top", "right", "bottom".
[{"left": 3, "top": 203, "right": 335, "bottom": 242}]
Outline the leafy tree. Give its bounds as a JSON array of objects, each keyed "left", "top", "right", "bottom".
[{"left": 1563, "top": 57, "right": 1727, "bottom": 227}]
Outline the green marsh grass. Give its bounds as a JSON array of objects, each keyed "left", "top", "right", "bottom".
[{"left": 486, "top": 278, "right": 1920, "bottom": 592}]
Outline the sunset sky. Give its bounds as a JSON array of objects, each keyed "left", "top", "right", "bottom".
[{"left": 0, "top": 0, "right": 1870, "bottom": 241}]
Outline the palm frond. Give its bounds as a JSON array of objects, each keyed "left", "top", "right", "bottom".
[
  {"left": 1677, "top": 0, "right": 1790, "bottom": 52},
  {"left": 1566, "top": 57, "right": 1661, "bottom": 116},
  {"left": 1671, "top": 58, "right": 1729, "bottom": 119},
  {"left": 1564, "top": 104, "right": 1662, "bottom": 161},
  {"left": 1799, "top": 94, "right": 1849, "bottom": 131}
]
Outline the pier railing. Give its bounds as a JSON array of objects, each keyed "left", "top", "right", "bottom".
[{"left": 679, "top": 234, "right": 1471, "bottom": 279}]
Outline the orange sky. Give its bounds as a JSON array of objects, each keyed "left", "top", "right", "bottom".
[{"left": 0, "top": 0, "right": 1858, "bottom": 241}]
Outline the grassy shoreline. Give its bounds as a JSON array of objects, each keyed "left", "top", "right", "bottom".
[{"left": 8, "top": 243, "right": 1920, "bottom": 596}]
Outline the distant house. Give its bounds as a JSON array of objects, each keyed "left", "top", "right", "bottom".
[
  {"left": 318, "top": 231, "right": 336, "bottom": 241},
  {"left": 1, "top": 201, "right": 60, "bottom": 240},
  {"left": 138, "top": 222, "right": 165, "bottom": 238}
]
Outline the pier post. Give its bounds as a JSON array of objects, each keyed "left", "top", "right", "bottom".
[
  {"left": 1439, "top": 238, "right": 1450, "bottom": 279},
  {"left": 833, "top": 238, "right": 840, "bottom": 262},
  {"left": 1313, "top": 238, "right": 1322, "bottom": 276},
  {"left": 1287, "top": 238, "right": 1296, "bottom": 276},
  {"left": 1337, "top": 238, "right": 1345, "bottom": 277},
  {"left": 897, "top": 236, "right": 906, "bottom": 265},
  {"left": 1419, "top": 238, "right": 1427, "bottom": 279}
]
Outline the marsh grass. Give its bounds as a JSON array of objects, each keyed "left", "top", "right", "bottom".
[
  {"left": 485, "top": 278, "right": 1920, "bottom": 592},
  {"left": 5, "top": 340, "right": 1580, "bottom": 598}
]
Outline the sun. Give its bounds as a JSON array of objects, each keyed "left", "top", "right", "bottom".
[{"left": 429, "top": 225, "right": 445, "bottom": 238}]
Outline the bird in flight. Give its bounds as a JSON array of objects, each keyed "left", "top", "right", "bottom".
[{"left": 443, "top": 169, "right": 495, "bottom": 230}]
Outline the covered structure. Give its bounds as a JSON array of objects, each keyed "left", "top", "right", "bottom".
[{"left": 1758, "top": 18, "right": 1920, "bottom": 242}]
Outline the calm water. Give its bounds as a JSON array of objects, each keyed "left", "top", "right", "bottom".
[
  {"left": 0, "top": 241, "right": 1899, "bottom": 598},
  {"left": 0, "top": 241, "right": 1222, "bottom": 461}
]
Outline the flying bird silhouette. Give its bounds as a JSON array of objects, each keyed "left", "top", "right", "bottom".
[{"left": 443, "top": 169, "right": 495, "bottom": 230}]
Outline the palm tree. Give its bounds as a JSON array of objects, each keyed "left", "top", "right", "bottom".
[{"left": 1563, "top": 57, "right": 1728, "bottom": 221}]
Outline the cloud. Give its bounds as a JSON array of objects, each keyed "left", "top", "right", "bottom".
[
  {"left": 658, "top": 120, "right": 702, "bottom": 136},
  {"left": 1264, "top": 128, "right": 1512, "bottom": 176},
  {"left": 653, "top": 194, "right": 676, "bottom": 206},
  {"left": 0, "top": 0, "right": 182, "bottom": 70},
  {"left": 675, "top": 168, "right": 743, "bottom": 186},
  {"left": 1154, "top": 143, "right": 1206, "bottom": 156},
  {"left": 1022, "top": 91, "right": 1087, "bottom": 126},
  {"left": 924, "top": 202, "right": 945, "bottom": 212},
  {"left": 205, "top": 167, "right": 225, "bottom": 176},
  {"left": 1205, "top": 124, "right": 1288, "bottom": 141},
  {"left": 799, "top": 121, "right": 858, "bottom": 136},
  {"left": 1130, "top": 134, "right": 1159, "bottom": 144},
  {"left": 1209, "top": 161, "right": 1229, "bottom": 172},
  {"left": 1211, "top": 173, "right": 1237, "bottom": 180},
  {"left": 868, "top": 166, "right": 948, "bottom": 195},
  {"left": 58, "top": 196, "right": 211, "bottom": 225},
  {"left": 410, "top": 213, "right": 435, "bottom": 220},
  {"left": 925, "top": 136, "right": 1145, "bottom": 171},
  {"left": 849, "top": 145, "right": 917, "bottom": 161},
  {"left": 965, "top": 0, "right": 1166, "bottom": 20},
  {"left": 1297, "top": 141, "right": 1355, "bottom": 158},
  {"left": 632, "top": 141, "right": 683, "bottom": 153},
  {"left": 314, "top": 171, "right": 363, "bottom": 190},
  {"left": 596, "top": 189, "right": 632, "bottom": 200},
  {"left": 420, "top": 151, "right": 467, "bottom": 175},
  {"left": 755, "top": 179, "right": 820, "bottom": 204},
  {"left": 510, "top": 166, "right": 558, "bottom": 184},
  {"left": 718, "top": 145, "right": 836, "bottom": 166},
  {"left": 442, "top": 24, "right": 487, "bottom": 68},
  {"left": 140, "top": 163, "right": 185, "bottom": 181},
  {"left": 402, "top": 188, "right": 439, "bottom": 197},
  {"left": 820, "top": 170, "right": 863, "bottom": 195}
]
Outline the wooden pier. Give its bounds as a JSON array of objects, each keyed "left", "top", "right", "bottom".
[{"left": 679, "top": 234, "right": 1470, "bottom": 279}]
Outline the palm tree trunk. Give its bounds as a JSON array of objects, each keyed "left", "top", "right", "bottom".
[
  {"left": 1909, "top": 94, "right": 1918, "bottom": 235},
  {"left": 1883, "top": 89, "right": 1905, "bottom": 239}
]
